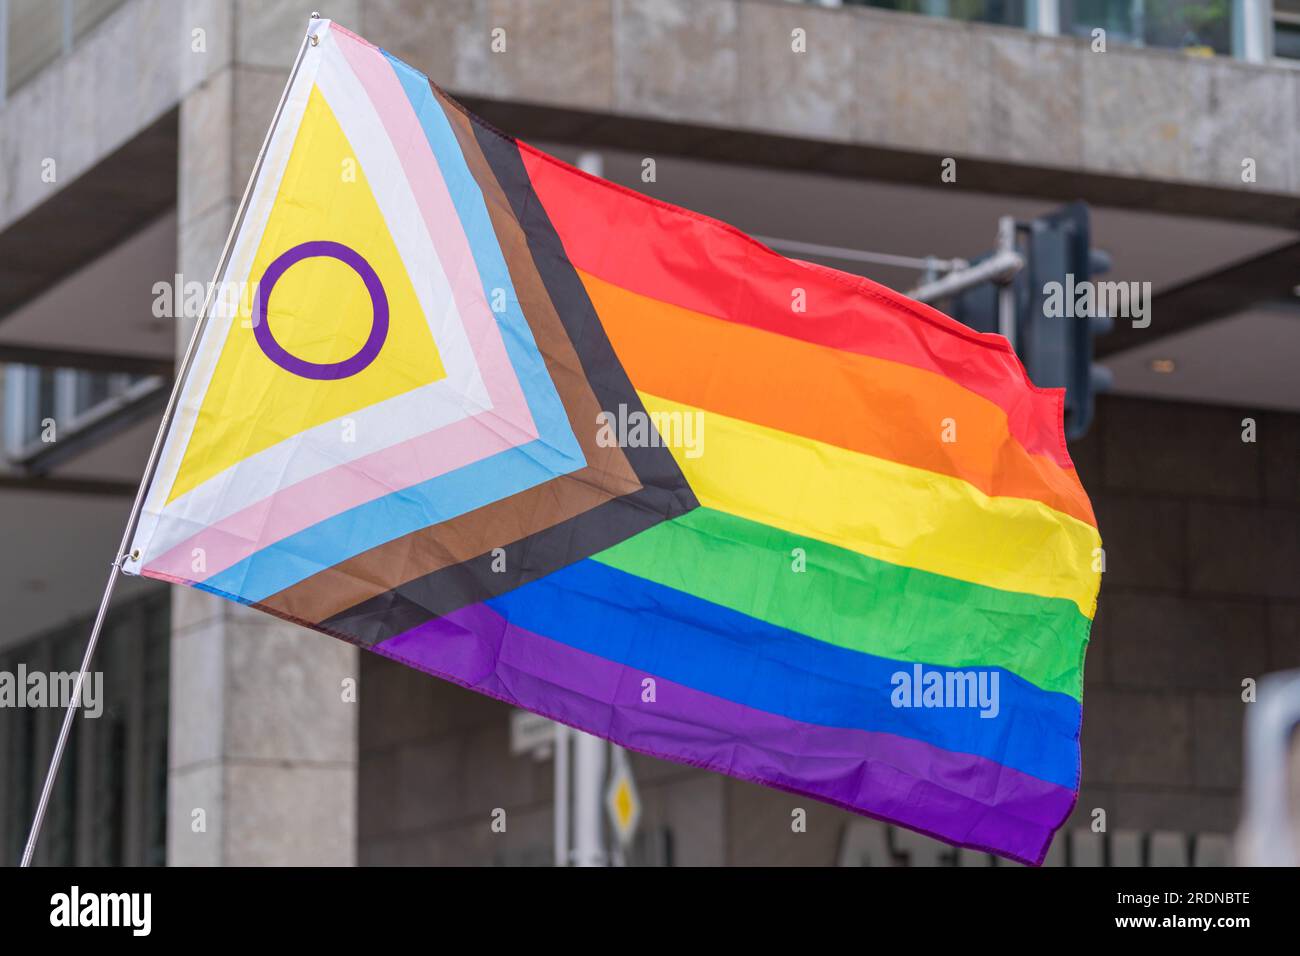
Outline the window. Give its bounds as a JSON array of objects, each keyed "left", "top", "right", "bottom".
[
  {"left": 3, "top": 365, "right": 158, "bottom": 463},
  {"left": 842, "top": 0, "right": 1030, "bottom": 28},
  {"left": 0, "top": 591, "right": 170, "bottom": 866},
  {"left": 1061, "top": 1, "right": 1231, "bottom": 54},
  {"left": 792, "top": 0, "right": 1256, "bottom": 57},
  {"left": 1275, "top": 0, "right": 1300, "bottom": 59}
]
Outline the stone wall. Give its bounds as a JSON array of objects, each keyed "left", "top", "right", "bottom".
[
  {"left": 1071, "top": 394, "right": 1299, "bottom": 842},
  {"left": 5, "top": 0, "right": 1298, "bottom": 243}
]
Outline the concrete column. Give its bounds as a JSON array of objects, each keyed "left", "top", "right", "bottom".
[{"left": 167, "top": 1, "right": 360, "bottom": 867}]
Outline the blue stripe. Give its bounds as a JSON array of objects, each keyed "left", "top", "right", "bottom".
[
  {"left": 486, "top": 559, "right": 1081, "bottom": 789},
  {"left": 205, "top": 437, "right": 581, "bottom": 601},
  {"left": 383, "top": 51, "right": 580, "bottom": 463}
]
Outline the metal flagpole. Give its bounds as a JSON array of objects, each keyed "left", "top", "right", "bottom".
[
  {"left": 553, "top": 723, "right": 570, "bottom": 866},
  {"left": 18, "top": 15, "right": 321, "bottom": 868},
  {"left": 753, "top": 235, "right": 969, "bottom": 275},
  {"left": 570, "top": 150, "right": 610, "bottom": 868}
]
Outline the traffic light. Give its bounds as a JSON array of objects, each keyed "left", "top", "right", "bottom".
[
  {"left": 1022, "top": 202, "right": 1113, "bottom": 441},
  {"left": 945, "top": 202, "right": 1112, "bottom": 441}
]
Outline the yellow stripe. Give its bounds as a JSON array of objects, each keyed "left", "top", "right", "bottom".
[{"left": 640, "top": 393, "right": 1101, "bottom": 618}]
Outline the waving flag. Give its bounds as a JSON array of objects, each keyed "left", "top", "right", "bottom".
[{"left": 125, "top": 19, "right": 1101, "bottom": 865}]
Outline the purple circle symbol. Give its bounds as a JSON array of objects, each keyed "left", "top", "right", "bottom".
[{"left": 253, "top": 240, "right": 389, "bottom": 380}]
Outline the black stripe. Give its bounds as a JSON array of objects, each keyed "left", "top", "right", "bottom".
[{"left": 321, "top": 95, "right": 697, "bottom": 645}]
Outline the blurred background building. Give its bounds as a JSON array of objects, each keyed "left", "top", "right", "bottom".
[{"left": 0, "top": 0, "right": 1297, "bottom": 866}]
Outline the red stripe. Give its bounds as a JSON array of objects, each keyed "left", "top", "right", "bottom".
[{"left": 519, "top": 145, "right": 1073, "bottom": 469}]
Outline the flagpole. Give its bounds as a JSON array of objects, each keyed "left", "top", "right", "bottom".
[
  {"left": 570, "top": 150, "right": 610, "bottom": 869},
  {"left": 18, "top": 15, "right": 321, "bottom": 868}
]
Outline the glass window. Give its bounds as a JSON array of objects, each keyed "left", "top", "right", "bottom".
[
  {"left": 1275, "top": 0, "right": 1300, "bottom": 59},
  {"left": 71, "top": 370, "right": 115, "bottom": 418},
  {"left": 845, "top": 0, "right": 1029, "bottom": 28},
  {"left": 2, "top": 704, "right": 36, "bottom": 866},
  {"left": 1061, "top": 1, "right": 1232, "bottom": 56},
  {"left": 1276, "top": 23, "right": 1300, "bottom": 58},
  {"left": 4, "top": 365, "right": 149, "bottom": 460},
  {"left": 0, "top": 592, "right": 170, "bottom": 866},
  {"left": 3, "top": 365, "right": 58, "bottom": 451}
]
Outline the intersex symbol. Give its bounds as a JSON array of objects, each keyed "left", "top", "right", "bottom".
[{"left": 253, "top": 240, "right": 388, "bottom": 380}]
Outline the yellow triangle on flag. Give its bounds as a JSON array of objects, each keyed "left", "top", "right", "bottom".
[{"left": 167, "top": 86, "right": 446, "bottom": 503}]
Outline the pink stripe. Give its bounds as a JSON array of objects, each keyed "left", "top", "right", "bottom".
[
  {"left": 335, "top": 28, "right": 530, "bottom": 420},
  {"left": 145, "top": 33, "right": 537, "bottom": 583},
  {"left": 146, "top": 413, "right": 534, "bottom": 582}
]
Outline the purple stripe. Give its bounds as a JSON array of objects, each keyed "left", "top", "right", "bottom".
[{"left": 374, "top": 603, "right": 1077, "bottom": 865}]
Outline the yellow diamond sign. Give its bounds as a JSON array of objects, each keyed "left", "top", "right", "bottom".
[{"left": 604, "top": 751, "right": 641, "bottom": 847}]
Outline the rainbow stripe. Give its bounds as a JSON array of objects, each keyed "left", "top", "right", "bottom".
[{"left": 127, "top": 19, "right": 1100, "bottom": 865}]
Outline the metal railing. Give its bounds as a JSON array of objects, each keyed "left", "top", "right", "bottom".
[{"left": 793, "top": 0, "right": 1279, "bottom": 62}]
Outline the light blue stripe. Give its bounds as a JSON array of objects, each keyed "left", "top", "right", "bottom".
[
  {"left": 205, "top": 437, "right": 581, "bottom": 601},
  {"left": 383, "top": 51, "right": 580, "bottom": 462}
]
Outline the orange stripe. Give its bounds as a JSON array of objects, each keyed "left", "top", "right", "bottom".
[{"left": 582, "top": 271, "right": 1096, "bottom": 529}]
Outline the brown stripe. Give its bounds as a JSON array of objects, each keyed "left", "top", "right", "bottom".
[
  {"left": 259, "top": 90, "right": 641, "bottom": 625},
  {"left": 317, "top": 91, "right": 698, "bottom": 645}
]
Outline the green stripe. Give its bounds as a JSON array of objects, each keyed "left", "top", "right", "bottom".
[{"left": 592, "top": 507, "right": 1089, "bottom": 700}]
